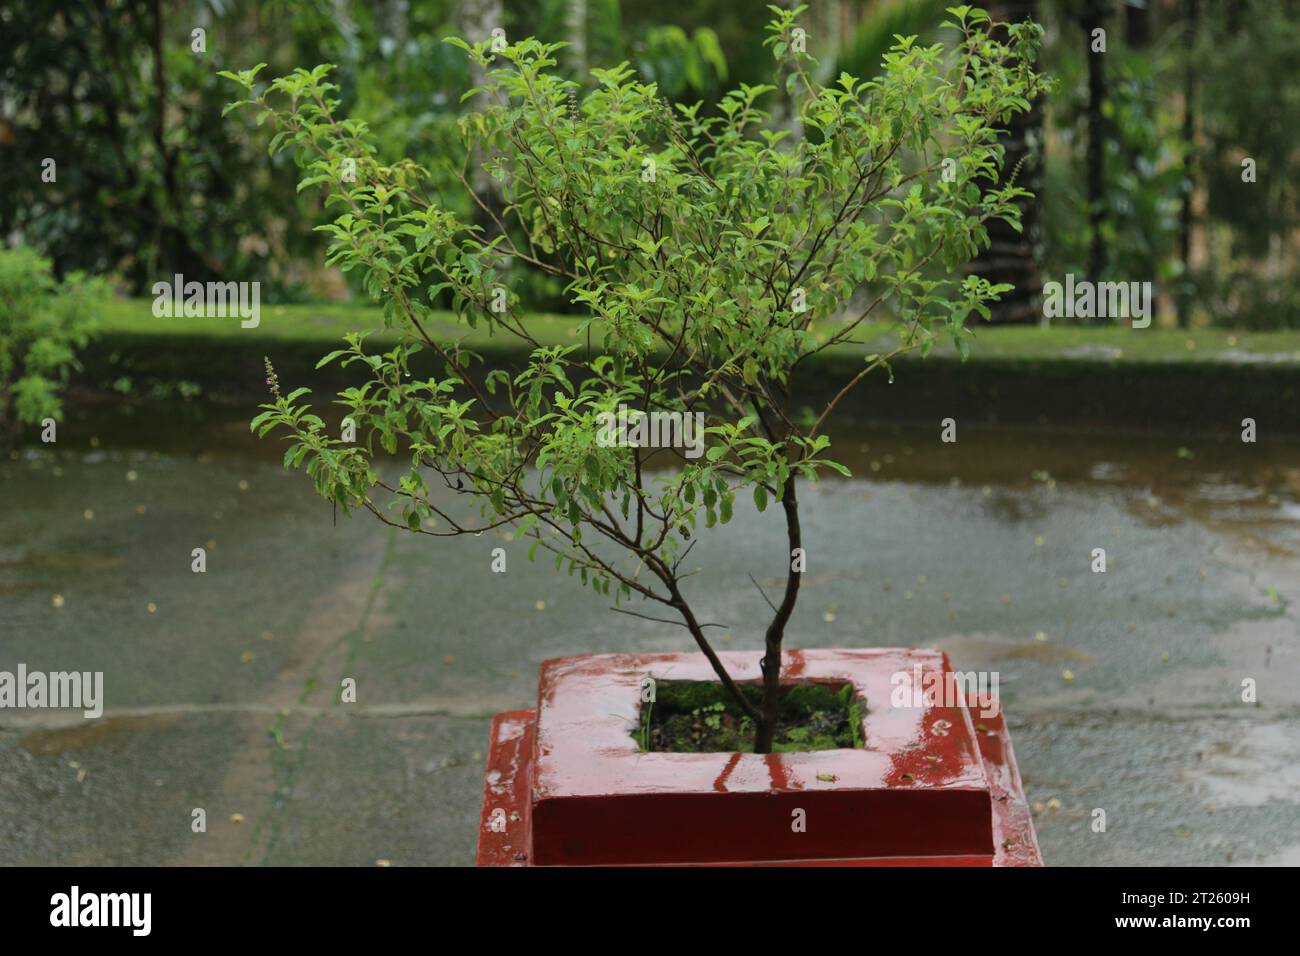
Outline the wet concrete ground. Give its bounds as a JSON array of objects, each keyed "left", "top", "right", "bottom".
[{"left": 2, "top": 401, "right": 1298, "bottom": 865}]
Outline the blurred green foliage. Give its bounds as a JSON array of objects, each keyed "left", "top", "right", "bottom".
[
  {"left": 1, "top": 0, "right": 1297, "bottom": 328},
  {"left": 1196, "top": 0, "right": 1300, "bottom": 328},
  {"left": 1041, "top": 4, "right": 1184, "bottom": 289},
  {"left": 0, "top": 247, "right": 106, "bottom": 439}
]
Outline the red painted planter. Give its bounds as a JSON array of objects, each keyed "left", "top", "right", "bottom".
[{"left": 477, "top": 648, "right": 1042, "bottom": 866}]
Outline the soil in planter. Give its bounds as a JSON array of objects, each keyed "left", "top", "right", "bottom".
[{"left": 636, "top": 680, "right": 864, "bottom": 753}]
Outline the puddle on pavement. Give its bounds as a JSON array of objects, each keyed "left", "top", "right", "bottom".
[
  {"left": 9, "top": 397, "right": 1298, "bottom": 554},
  {"left": 1187, "top": 722, "right": 1300, "bottom": 808}
]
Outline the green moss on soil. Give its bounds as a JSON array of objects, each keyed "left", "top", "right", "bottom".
[{"left": 637, "top": 680, "right": 864, "bottom": 753}]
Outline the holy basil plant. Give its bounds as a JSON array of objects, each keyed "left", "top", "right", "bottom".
[{"left": 226, "top": 5, "right": 1046, "bottom": 754}]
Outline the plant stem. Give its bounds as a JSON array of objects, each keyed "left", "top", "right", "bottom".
[
  {"left": 663, "top": 574, "right": 762, "bottom": 724},
  {"left": 754, "top": 473, "right": 801, "bottom": 754}
]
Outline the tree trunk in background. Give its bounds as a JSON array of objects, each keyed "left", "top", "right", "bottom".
[
  {"left": 1081, "top": 0, "right": 1108, "bottom": 317},
  {"left": 1177, "top": 0, "right": 1200, "bottom": 329},
  {"left": 815, "top": 0, "right": 844, "bottom": 52},
  {"left": 461, "top": 0, "right": 504, "bottom": 210},
  {"left": 966, "top": 1, "right": 1043, "bottom": 325},
  {"left": 148, "top": 0, "right": 219, "bottom": 277},
  {"left": 1124, "top": 0, "right": 1151, "bottom": 46},
  {"left": 568, "top": 0, "right": 588, "bottom": 79},
  {"left": 460, "top": 0, "right": 508, "bottom": 288},
  {"left": 375, "top": 0, "right": 408, "bottom": 49},
  {"left": 460, "top": 0, "right": 502, "bottom": 92}
]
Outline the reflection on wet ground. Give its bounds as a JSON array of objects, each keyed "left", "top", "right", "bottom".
[{"left": 1, "top": 399, "right": 1298, "bottom": 865}]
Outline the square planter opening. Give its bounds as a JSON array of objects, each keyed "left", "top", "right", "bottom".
[{"left": 637, "top": 680, "right": 865, "bottom": 753}]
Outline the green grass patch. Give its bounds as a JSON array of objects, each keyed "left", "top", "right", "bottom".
[
  {"left": 97, "top": 298, "right": 579, "bottom": 349},
  {"left": 98, "top": 298, "right": 1300, "bottom": 366}
]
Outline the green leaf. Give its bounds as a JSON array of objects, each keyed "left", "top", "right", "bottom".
[
  {"left": 953, "top": 332, "right": 971, "bottom": 362},
  {"left": 315, "top": 350, "right": 348, "bottom": 369}
]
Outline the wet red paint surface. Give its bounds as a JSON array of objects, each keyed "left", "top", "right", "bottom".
[{"left": 477, "top": 649, "right": 1043, "bottom": 866}]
